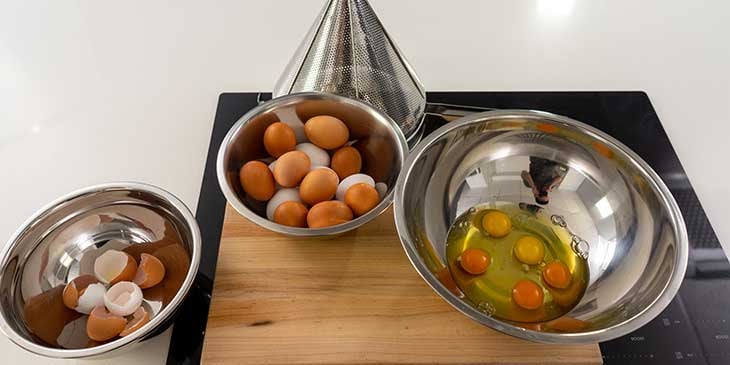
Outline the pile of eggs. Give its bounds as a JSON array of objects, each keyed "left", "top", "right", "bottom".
[
  {"left": 239, "top": 115, "right": 387, "bottom": 228},
  {"left": 61, "top": 250, "right": 166, "bottom": 341}
]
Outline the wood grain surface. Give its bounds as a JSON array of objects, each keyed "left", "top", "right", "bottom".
[{"left": 202, "top": 205, "right": 602, "bottom": 364}]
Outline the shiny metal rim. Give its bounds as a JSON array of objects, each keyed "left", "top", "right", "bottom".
[{"left": 393, "top": 109, "right": 688, "bottom": 343}]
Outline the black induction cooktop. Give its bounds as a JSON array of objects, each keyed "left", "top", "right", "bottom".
[{"left": 165, "top": 92, "right": 729, "bottom": 365}]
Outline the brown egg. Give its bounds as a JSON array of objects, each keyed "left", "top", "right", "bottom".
[
  {"left": 307, "top": 200, "right": 353, "bottom": 228},
  {"left": 263, "top": 122, "right": 296, "bottom": 157},
  {"left": 133, "top": 253, "right": 166, "bottom": 289},
  {"left": 239, "top": 161, "right": 275, "bottom": 201},
  {"left": 119, "top": 307, "right": 150, "bottom": 337},
  {"left": 273, "top": 201, "right": 309, "bottom": 227},
  {"left": 344, "top": 183, "right": 380, "bottom": 216},
  {"left": 86, "top": 306, "right": 127, "bottom": 341},
  {"left": 94, "top": 250, "right": 137, "bottom": 285},
  {"left": 273, "top": 151, "right": 311, "bottom": 187},
  {"left": 304, "top": 115, "right": 349, "bottom": 149},
  {"left": 299, "top": 168, "right": 339, "bottom": 205},
  {"left": 330, "top": 146, "right": 362, "bottom": 179},
  {"left": 62, "top": 274, "right": 99, "bottom": 310}
]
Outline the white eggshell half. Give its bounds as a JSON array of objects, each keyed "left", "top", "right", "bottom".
[
  {"left": 336, "top": 174, "right": 375, "bottom": 201},
  {"left": 296, "top": 143, "right": 330, "bottom": 167},
  {"left": 74, "top": 283, "right": 106, "bottom": 314},
  {"left": 104, "top": 281, "right": 143, "bottom": 317},
  {"left": 266, "top": 188, "right": 301, "bottom": 221},
  {"left": 375, "top": 182, "right": 388, "bottom": 200}
]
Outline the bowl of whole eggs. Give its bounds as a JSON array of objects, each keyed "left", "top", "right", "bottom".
[
  {"left": 0, "top": 182, "right": 201, "bottom": 358},
  {"left": 217, "top": 92, "right": 408, "bottom": 235}
]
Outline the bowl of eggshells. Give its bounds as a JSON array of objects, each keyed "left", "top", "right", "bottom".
[
  {"left": 0, "top": 182, "right": 201, "bottom": 358},
  {"left": 217, "top": 92, "right": 408, "bottom": 236}
]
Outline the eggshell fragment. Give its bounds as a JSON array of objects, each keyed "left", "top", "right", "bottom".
[
  {"left": 273, "top": 201, "right": 309, "bottom": 228},
  {"left": 304, "top": 115, "right": 349, "bottom": 149},
  {"left": 74, "top": 283, "right": 107, "bottom": 315},
  {"left": 62, "top": 274, "right": 99, "bottom": 310},
  {"left": 331, "top": 146, "right": 362, "bottom": 179},
  {"left": 266, "top": 188, "right": 301, "bottom": 221},
  {"left": 344, "top": 183, "right": 380, "bottom": 216},
  {"left": 94, "top": 249, "right": 137, "bottom": 285},
  {"left": 119, "top": 307, "right": 150, "bottom": 337},
  {"left": 104, "top": 281, "right": 143, "bottom": 317},
  {"left": 299, "top": 168, "right": 339, "bottom": 205},
  {"left": 273, "top": 151, "right": 311, "bottom": 187},
  {"left": 263, "top": 122, "right": 296, "bottom": 157},
  {"left": 239, "top": 161, "right": 275, "bottom": 201},
  {"left": 307, "top": 201, "right": 354, "bottom": 228},
  {"left": 335, "top": 173, "right": 375, "bottom": 201},
  {"left": 86, "top": 306, "right": 126, "bottom": 341},
  {"left": 296, "top": 143, "right": 330, "bottom": 167},
  {"left": 133, "top": 253, "right": 166, "bottom": 289}
]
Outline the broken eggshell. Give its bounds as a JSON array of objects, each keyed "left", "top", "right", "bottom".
[
  {"left": 133, "top": 253, "right": 166, "bottom": 289},
  {"left": 104, "top": 281, "right": 143, "bottom": 317},
  {"left": 119, "top": 307, "right": 150, "bottom": 337},
  {"left": 86, "top": 306, "right": 126, "bottom": 341},
  {"left": 93, "top": 249, "right": 137, "bottom": 285}
]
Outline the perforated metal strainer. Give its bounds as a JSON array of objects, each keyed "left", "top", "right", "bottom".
[{"left": 273, "top": 0, "right": 427, "bottom": 145}]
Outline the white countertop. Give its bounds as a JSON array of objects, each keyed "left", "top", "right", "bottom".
[{"left": 1, "top": 0, "right": 728, "bottom": 363}]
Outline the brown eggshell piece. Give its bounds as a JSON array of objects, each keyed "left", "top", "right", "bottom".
[
  {"left": 306, "top": 200, "right": 354, "bottom": 228},
  {"left": 62, "top": 274, "right": 99, "bottom": 310},
  {"left": 304, "top": 116, "right": 349, "bottom": 149},
  {"left": 86, "top": 306, "right": 126, "bottom": 341},
  {"left": 119, "top": 307, "right": 151, "bottom": 337},
  {"left": 239, "top": 161, "right": 275, "bottom": 201},
  {"left": 143, "top": 244, "right": 191, "bottom": 305},
  {"left": 133, "top": 253, "right": 166, "bottom": 289},
  {"left": 299, "top": 168, "right": 339, "bottom": 205},
  {"left": 273, "top": 201, "right": 309, "bottom": 228},
  {"left": 24, "top": 285, "right": 82, "bottom": 347},
  {"left": 263, "top": 122, "right": 296, "bottom": 158},
  {"left": 273, "top": 151, "right": 311, "bottom": 187},
  {"left": 331, "top": 146, "right": 362, "bottom": 179}
]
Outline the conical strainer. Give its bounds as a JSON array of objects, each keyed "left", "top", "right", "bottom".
[{"left": 273, "top": 0, "right": 427, "bottom": 144}]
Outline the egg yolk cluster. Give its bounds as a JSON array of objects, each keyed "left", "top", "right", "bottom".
[
  {"left": 457, "top": 210, "right": 573, "bottom": 311},
  {"left": 238, "top": 115, "right": 388, "bottom": 229}
]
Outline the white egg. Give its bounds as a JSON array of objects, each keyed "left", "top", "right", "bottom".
[
  {"left": 266, "top": 188, "right": 301, "bottom": 220},
  {"left": 375, "top": 182, "right": 388, "bottom": 200},
  {"left": 104, "top": 281, "right": 143, "bottom": 317},
  {"left": 268, "top": 160, "right": 276, "bottom": 173},
  {"left": 296, "top": 143, "right": 330, "bottom": 167},
  {"left": 74, "top": 283, "right": 106, "bottom": 314},
  {"left": 336, "top": 174, "right": 375, "bottom": 201}
]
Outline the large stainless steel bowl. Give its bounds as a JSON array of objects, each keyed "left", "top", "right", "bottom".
[
  {"left": 0, "top": 182, "right": 201, "bottom": 358},
  {"left": 394, "top": 110, "right": 688, "bottom": 343},
  {"left": 218, "top": 92, "right": 408, "bottom": 236}
]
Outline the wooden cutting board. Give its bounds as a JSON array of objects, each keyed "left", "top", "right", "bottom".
[{"left": 201, "top": 205, "right": 602, "bottom": 364}]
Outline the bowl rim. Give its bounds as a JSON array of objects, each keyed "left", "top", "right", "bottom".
[
  {"left": 393, "top": 109, "right": 689, "bottom": 343},
  {"left": 216, "top": 91, "right": 408, "bottom": 236},
  {"left": 0, "top": 182, "right": 202, "bottom": 358}
]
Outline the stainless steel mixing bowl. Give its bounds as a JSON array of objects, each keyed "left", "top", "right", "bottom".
[
  {"left": 0, "top": 182, "right": 201, "bottom": 358},
  {"left": 218, "top": 92, "right": 408, "bottom": 236},
  {"left": 394, "top": 110, "right": 688, "bottom": 343}
]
